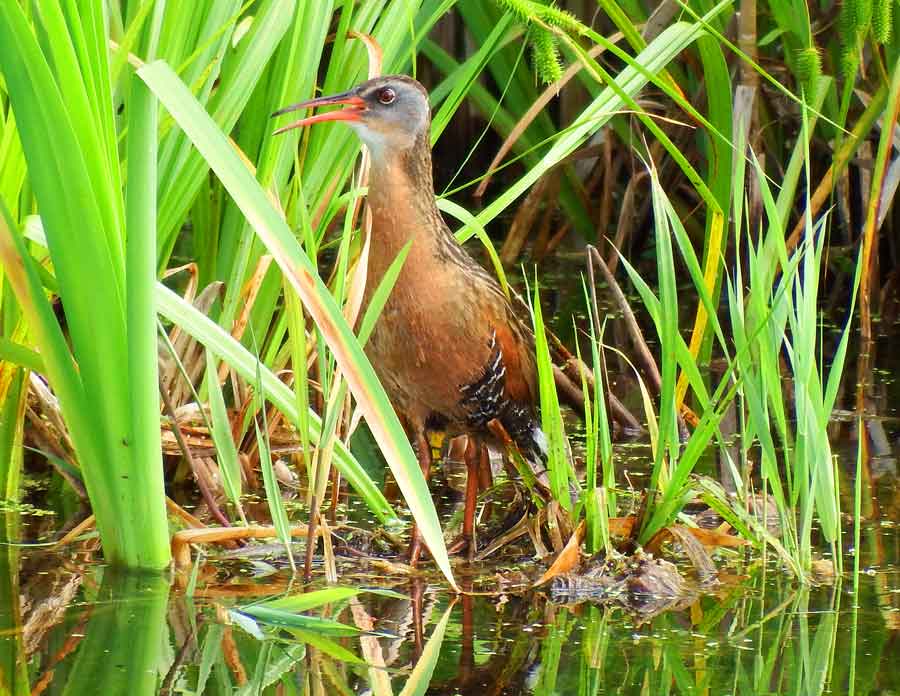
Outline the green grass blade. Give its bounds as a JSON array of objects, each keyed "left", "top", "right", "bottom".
[
  {"left": 125, "top": 72, "right": 170, "bottom": 566},
  {"left": 530, "top": 281, "right": 573, "bottom": 509},
  {"left": 157, "top": 0, "right": 295, "bottom": 260},
  {"left": 357, "top": 241, "right": 412, "bottom": 346},
  {"left": 235, "top": 606, "right": 361, "bottom": 636},
  {"left": 0, "top": 338, "right": 43, "bottom": 373},
  {"left": 253, "top": 402, "right": 295, "bottom": 572},
  {"left": 0, "top": 367, "right": 26, "bottom": 499},
  {"left": 430, "top": 15, "right": 514, "bottom": 142},
  {"left": 439, "top": 199, "right": 509, "bottom": 295},
  {"left": 257, "top": 587, "right": 362, "bottom": 612},
  {"left": 205, "top": 349, "right": 245, "bottom": 521},
  {"left": 398, "top": 604, "right": 453, "bottom": 696},
  {"left": 473, "top": 12, "right": 725, "bottom": 228},
  {"left": 287, "top": 628, "right": 366, "bottom": 664},
  {"left": 0, "top": 1, "right": 175, "bottom": 567}
]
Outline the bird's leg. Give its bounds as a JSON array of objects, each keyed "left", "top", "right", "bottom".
[
  {"left": 458, "top": 589, "right": 475, "bottom": 684},
  {"left": 407, "top": 430, "right": 432, "bottom": 567},
  {"left": 476, "top": 442, "right": 492, "bottom": 542},
  {"left": 449, "top": 436, "right": 481, "bottom": 561},
  {"left": 477, "top": 441, "right": 492, "bottom": 491},
  {"left": 411, "top": 577, "right": 425, "bottom": 659},
  {"left": 462, "top": 437, "right": 479, "bottom": 561}
]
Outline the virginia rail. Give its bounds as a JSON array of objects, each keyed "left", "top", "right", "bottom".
[{"left": 275, "top": 75, "right": 546, "bottom": 562}]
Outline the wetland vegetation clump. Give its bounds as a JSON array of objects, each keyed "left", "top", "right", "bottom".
[{"left": 0, "top": 0, "right": 897, "bottom": 693}]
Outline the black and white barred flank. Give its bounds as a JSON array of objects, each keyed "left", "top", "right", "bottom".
[{"left": 458, "top": 330, "right": 547, "bottom": 468}]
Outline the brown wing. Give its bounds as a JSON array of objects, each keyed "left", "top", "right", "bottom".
[
  {"left": 457, "top": 305, "right": 537, "bottom": 428},
  {"left": 493, "top": 318, "right": 536, "bottom": 403}
]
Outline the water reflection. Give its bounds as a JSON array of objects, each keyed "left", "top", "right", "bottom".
[
  {"left": 1, "top": 513, "right": 28, "bottom": 694},
  {"left": 1, "top": 519, "right": 896, "bottom": 695}
]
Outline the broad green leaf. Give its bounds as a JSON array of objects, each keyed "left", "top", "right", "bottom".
[
  {"left": 258, "top": 587, "right": 362, "bottom": 612},
  {"left": 287, "top": 628, "right": 365, "bottom": 665},
  {"left": 236, "top": 606, "right": 361, "bottom": 636}
]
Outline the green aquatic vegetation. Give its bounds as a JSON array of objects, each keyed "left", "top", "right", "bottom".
[
  {"left": 0, "top": 0, "right": 896, "bottom": 687},
  {"left": 0, "top": 1, "right": 170, "bottom": 568},
  {"left": 575, "top": 293, "right": 614, "bottom": 554},
  {"left": 606, "top": 111, "right": 861, "bottom": 577},
  {"left": 490, "top": 0, "right": 584, "bottom": 84}
]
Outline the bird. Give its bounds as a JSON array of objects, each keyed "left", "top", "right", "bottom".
[{"left": 274, "top": 75, "right": 547, "bottom": 563}]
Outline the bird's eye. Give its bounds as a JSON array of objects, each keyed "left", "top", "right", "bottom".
[{"left": 377, "top": 87, "right": 396, "bottom": 105}]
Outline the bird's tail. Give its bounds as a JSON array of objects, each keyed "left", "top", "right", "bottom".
[{"left": 501, "top": 404, "right": 580, "bottom": 506}]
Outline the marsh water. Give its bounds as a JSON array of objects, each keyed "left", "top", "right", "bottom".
[
  {"left": 1, "top": 273, "right": 898, "bottom": 695},
  {"left": 2, "top": 446, "right": 896, "bottom": 695}
]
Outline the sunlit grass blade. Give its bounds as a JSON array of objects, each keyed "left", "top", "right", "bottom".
[
  {"left": 645, "top": 166, "right": 680, "bottom": 517},
  {"left": 574, "top": 289, "right": 613, "bottom": 553},
  {"left": 0, "top": 366, "right": 26, "bottom": 499},
  {"left": 615, "top": 248, "right": 713, "bottom": 410},
  {"left": 288, "top": 628, "right": 366, "bottom": 664},
  {"left": 284, "top": 286, "right": 312, "bottom": 481},
  {"left": 574, "top": 323, "right": 601, "bottom": 551},
  {"left": 0, "top": 339, "right": 41, "bottom": 373},
  {"left": 530, "top": 280, "right": 573, "bottom": 509},
  {"left": 235, "top": 606, "right": 362, "bottom": 636},
  {"left": 438, "top": 199, "right": 509, "bottom": 296},
  {"left": 0, "top": 0, "right": 170, "bottom": 568},
  {"left": 124, "top": 65, "right": 169, "bottom": 565},
  {"left": 357, "top": 241, "right": 412, "bottom": 346},
  {"left": 156, "top": 0, "right": 296, "bottom": 263},
  {"left": 252, "top": 341, "right": 296, "bottom": 572},
  {"left": 257, "top": 587, "right": 362, "bottom": 612}
]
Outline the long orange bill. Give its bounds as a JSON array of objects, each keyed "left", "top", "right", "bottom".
[{"left": 271, "top": 90, "right": 366, "bottom": 135}]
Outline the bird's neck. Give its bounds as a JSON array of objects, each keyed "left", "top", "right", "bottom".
[{"left": 365, "top": 131, "right": 451, "bottom": 265}]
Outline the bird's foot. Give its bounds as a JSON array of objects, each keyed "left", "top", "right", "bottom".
[
  {"left": 447, "top": 534, "right": 476, "bottom": 562},
  {"left": 407, "top": 533, "right": 427, "bottom": 567}
]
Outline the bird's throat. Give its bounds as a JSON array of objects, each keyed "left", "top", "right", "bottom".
[{"left": 365, "top": 131, "right": 447, "bottom": 260}]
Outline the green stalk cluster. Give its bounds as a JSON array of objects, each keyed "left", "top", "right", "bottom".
[
  {"left": 540, "top": 3, "right": 588, "bottom": 36},
  {"left": 838, "top": 0, "right": 890, "bottom": 74},
  {"left": 873, "top": 0, "right": 892, "bottom": 44},
  {"left": 795, "top": 46, "right": 822, "bottom": 99},
  {"left": 838, "top": 0, "right": 862, "bottom": 77},
  {"left": 529, "top": 25, "right": 563, "bottom": 84},
  {"left": 492, "top": 0, "right": 587, "bottom": 83},
  {"left": 850, "top": 0, "right": 873, "bottom": 33}
]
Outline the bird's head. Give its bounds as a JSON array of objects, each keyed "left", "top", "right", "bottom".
[{"left": 273, "top": 75, "right": 430, "bottom": 160}]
